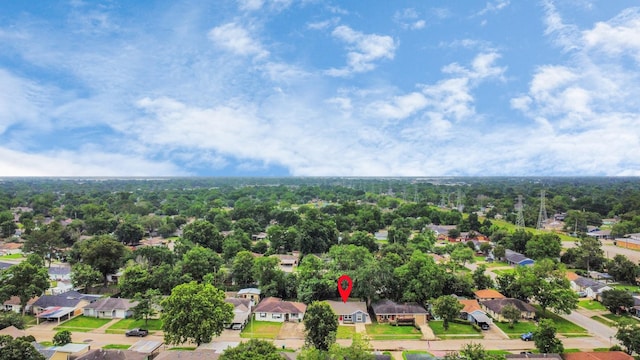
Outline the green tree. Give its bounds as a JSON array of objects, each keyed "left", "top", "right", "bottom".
[
  {"left": 601, "top": 289, "right": 634, "bottom": 315},
  {"left": 132, "top": 289, "right": 161, "bottom": 326},
  {"left": 525, "top": 233, "right": 562, "bottom": 260},
  {"left": 472, "top": 264, "right": 494, "bottom": 290},
  {"left": 573, "top": 236, "right": 605, "bottom": 272},
  {"left": 615, "top": 322, "right": 640, "bottom": 355},
  {"left": 22, "top": 223, "right": 64, "bottom": 267},
  {"left": 232, "top": 251, "right": 256, "bottom": 286},
  {"left": 529, "top": 260, "right": 578, "bottom": 315},
  {"left": 70, "top": 263, "right": 102, "bottom": 292},
  {"left": 608, "top": 255, "right": 639, "bottom": 285},
  {"left": 500, "top": 304, "right": 521, "bottom": 329},
  {"left": 219, "top": 339, "right": 283, "bottom": 360},
  {"left": 432, "top": 295, "right": 464, "bottom": 331},
  {"left": 115, "top": 221, "right": 145, "bottom": 245},
  {"left": 303, "top": 301, "right": 338, "bottom": 351},
  {"left": 80, "top": 235, "right": 128, "bottom": 285},
  {"left": 2, "top": 260, "right": 50, "bottom": 316},
  {"left": 161, "top": 281, "right": 233, "bottom": 346},
  {"left": 444, "top": 342, "right": 506, "bottom": 360},
  {"left": 395, "top": 250, "right": 448, "bottom": 305},
  {"left": 449, "top": 246, "right": 475, "bottom": 271},
  {"left": 180, "top": 246, "right": 222, "bottom": 283},
  {"left": 0, "top": 311, "right": 26, "bottom": 330},
  {"left": 533, "top": 319, "right": 564, "bottom": 354},
  {"left": 0, "top": 336, "right": 46, "bottom": 360},
  {"left": 52, "top": 330, "right": 71, "bottom": 346},
  {"left": 182, "top": 220, "right": 223, "bottom": 252},
  {"left": 118, "top": 265, "right": 151, "bottom": 298}
]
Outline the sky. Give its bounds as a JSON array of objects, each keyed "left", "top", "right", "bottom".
[{"left": 1, "top": 0, "right": 639, "bottom": 177}]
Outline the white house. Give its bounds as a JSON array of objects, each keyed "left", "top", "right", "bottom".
[{"left": 252, "top": 297, "right": 306, "bottom": 323}]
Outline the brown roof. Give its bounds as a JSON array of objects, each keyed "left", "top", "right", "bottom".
[
  {"left": 253, "top": 297, "right": 306, "bottom": 314},
  {"left": 0, "top": 326, "right": 26, "bottom": 338},
  {"left": 474, "top": 289, "right": 506, "bottom": 299},
  {"left": 71, "top": 349, "right": 149, "bottom": 360},
  {"left": 562, "top": 352, "right": 634, "bottom": 360},
  {"left": 481, "top": 298, "right": 536, "bottom": 314},
  {"left": 459, "top": 299, "right": 482, "bottom": 313},
  {"left": 0, "top": 242, "right": 23, "bottom": 250},
  {"left": 566, "top": 271, "right": 580, "bottom": 281},
  {"left": 372, "top": 299, "right": 427, "bottom": 315},
  {"left": 155, "top": 350, "right": 220, "bottom": 360},
  {"left": 3, "top": 296, "right": 39, "bottom": 306}
]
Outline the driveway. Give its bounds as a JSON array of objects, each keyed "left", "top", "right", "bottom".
[{"left": 482, "top": 323, "right": 509, "bottom": 340}]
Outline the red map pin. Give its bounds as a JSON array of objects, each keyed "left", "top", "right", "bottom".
[{"left": 337, "top": 274, "right": 353, "bottom": 303}]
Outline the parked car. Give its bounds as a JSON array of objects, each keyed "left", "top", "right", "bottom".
[
  {"left": 125, "top": 328, "right": 149, "bottom": 337},
  {"left": 520, "top": 332, "right": 533, "bottom": 341},
  {"left": 231, "top": 323, "right": 244, "bottom": 330},
  {"left": 576, "top": 291, "right": 587, "bottom": 298}
]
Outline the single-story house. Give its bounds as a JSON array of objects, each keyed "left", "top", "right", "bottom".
[
  {"left": 0, "top": 242, "right": 23, "bottom": 255},
  {"left": 371, "top": 299, "right": 428, "bottom": 326},
  {"left": 571, "top": 276, "right": 613, "bottom": 299},
  {"left": 251, "top": 232, "right": 267, "bottom": 241},
  {"left": 586, "top": 229, "right": 613, "bottom": 240},
  {"left": 48, "top": 280, "right": 74, "bottom": 296},
  {"left": 505, "top": 355, "right": 561, "bottom": 359},
  {"left": 0, "top": 326, "right": 26, "bottom": 338},
  {"left": 504, "top": 249, "right": 534, "bottom": 266},
  {"left": 325, "top": 300, "right": 370, "bottom": 324},
  {"left": 83, "top": 298, "right": 137, "bottom": 319},
  {"left": 3, "top": 296, "right": 38, "bottom": 314},
  {"left": 69, "top": 349, "right": 149, "bottom": 360},
  {"left": 252, "top": 297, "right": 306, "bottom": 323},
  {"left": 225, "top": 298, "right": 252, "bottom": 329},
  {"left": 32, "top": 290, "right": 101, "bottom": 323},
  {"left": 459, "top": 299, "right": 491, "bottom": 329},
  {"left": 128, "top": 340, "right": 163, "bottom": 358},
  {"left": 237, "top": 288, "right": 261, "bottom": 306},
  {"left": 48, "top": 266, "right": 72, "bottom": 281},
  {"left": 563, "top": 351, "right": 633, "bottom": 360},
  {"left": 589, "top": 271, "right": 614, "bottom": 282},
  {"left": 480, "top": 298, "right": 536, "bottom": 321},
  {"left": 474, "top": 289, "right": 506, "bottom": 301},
  {"left": 615, "top": 235, "right": 640, "bottom": 250},
  {"left": 48, "top": 343, "right": 91, "bottom": 360},
  {"left": 271, "top": 254, "right": 299, "bottom": 273}
]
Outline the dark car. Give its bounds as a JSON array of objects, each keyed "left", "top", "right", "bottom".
[
  {"left": 520, "top": 332, "right": 533, "bottom": 341},
  {"left": 125, "top": 328, "right": 149, "bottom": 337}
]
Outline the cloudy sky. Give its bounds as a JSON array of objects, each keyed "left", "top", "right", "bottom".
[{"left": 1, "top": 0, "right": 639, "bottom": 176}]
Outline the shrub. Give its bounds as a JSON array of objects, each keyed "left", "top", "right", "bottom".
[{"left": 53, "top": 330, "right": 72, "bottom": 346}]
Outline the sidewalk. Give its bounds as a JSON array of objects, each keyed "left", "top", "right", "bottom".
[{"left": 91, "top": 318, "right": 121, "bottom": 334}]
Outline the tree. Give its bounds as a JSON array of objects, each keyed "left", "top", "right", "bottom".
[
  {"left": 70, "top": 263, "right": 102, "bottom": 292},
  {"left": 573, "top": 236, "right": 605, "bottom": 272},
  {"left": 450, "top": 246, "right": 475, "bottom": 271},
  {"left": 500, "top": 304, "right": 521, "bottom": 329},
  {"left": 22, "top": 223, "right": 64, "bottom": 267},
  {"left": 0, "top": 311, "right": 26, "bottom": 330},
  {"left": 1, "top": 260, "right": 50, "bottom": 316},
  {"left": 182, "top": 220, "right": 223, "bottom": 252},
  {"left": 615, "top": 322, "right": 640, "bottom": 355},
  {"left": 219, "top": 339, "right": 283, "bottom": 360},
  {"left": 529, "top": 260, "right": 578, "bottom": 315},
  {"left": 601, "top": 289, "right": 634, "bottom": 315},
  {"left": 395, "top": 251, "right": 448, "bottom": 305},
  {"left": 80, "top": 235, "right": 128, "bottom": 285},
  {"left": 303, "top": 301, "right": 338, "bottom": 351},
  {"left": 115, "top": 221, "right": 145, "bottom": 245},
  {"left": 52, "top": 330, "right": 71, "bottom": 346},
  {"left": 232, "top": 251, "right": 256, "bottom": 286},
  {"left": 161, "top": 281, "right": 233, "bottom": 346},
  {"left": 431, "top": 295, "right": 464, "bottom": 331},
  {"left": 299, "top": 333, "right": 374, "bottom": 360},
  {"left": 533, "top": 319, "right": 564, "bottom": 354},
  {"left": 608, "top": 255, "right": 639, "bottom": 285},
  {"left": 133, "top": 289, "right": 161, "bottom": 326},
  {"left": 444, "top": 342, "right": 506, "bottom": 360},
  {"left": 0, "top": 336, "right": 46, "bottom": 360},
  {"left": 179, "top": 246, "right": 222, "bottom": 283},
  {"left": 525, "top": 233, "right": 561, "bottom": 260},
  {"left": 472, "top": 265, "right": 494, "bottom": 290}
]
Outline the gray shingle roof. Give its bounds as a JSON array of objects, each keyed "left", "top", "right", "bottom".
[
  {"left": 372, "top": 299, "right": 427, "bottom": 315},
  {"left": 480, "top": 298, "right": 536, "bottom": 314},
  {"left": 83, "top": 298, "right": 137, "bottom": 311},
  {"left": 32, "top": 291, "right": 99, "bottom": 308}
]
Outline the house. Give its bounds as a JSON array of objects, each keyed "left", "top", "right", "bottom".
[
  {"left": 458, "top": 299, "right": 492, "bottom": 329},
  {"left": 371, "top": 299, "right": 429, "bottom": 326},
  {"left": 237, "top": 288, "right": 261, "bottom": 306},
  {"left": 154, "top": 350, "right": 219, "bottom": 360},
  {"left": 83, "top": 298, "right": 138, "bottom": 319},
  {"left": 480, "top": 298, "right": 536, "bottom": 321},
  {"left": 571, "top": 276, "right": 613, "bottom": 299},
  {"left": 225, "top": 298, "right": 252, "bottom": 329},
  {"left": 70, "top": 349, "right": 149, "bottom": 360},
  {"left": 505, "top": 355, "right": 561, "bottom": 359},
  {"left": 589, "top": 271, "right": 614, "bottom": 282},
  {"left": 252, "top": 297, "right": 306, "bottom": 323},
  {"left": 271, "top": 253, "right": 300, "bottom": 273},
  {"left": 46, "top": 343, "right": 91, "bottom": 360},
  {"left": 0, "top": 242, "right": 23, "bottom": 255},
  {"left": 32, "top": 290, "right": 101, "bottom": 323},
  {"left": 586, "top": 229, "right": 613, "bottom": 240},
  {"left": 504, "top": 249, "right": 534, "bottom": 266},
  {"left": 562, "top": 352, "right": 633, "bottom": 360},
  {"left": 128, "top": 340, "right": 163, "bottom": 358},
  {"left": 325, "top": 300, "right": 370, "bottom": 324},
  {"left": 3, "top": 295, "right": 38, "bottom": 314},
  {"left": 251, "top": 232, "right": 267, "bottom": 241},
  {"left": 474, "top": 289, "right": 506, "bottom": 301},
  {"left": 48, "top": 266, "right": 72, "bottom": 281},
  {"left": 48, "top": 280, "right": 74, "bottom": 295},
  {"left": 0, "top": 326, "right": 26, "bottom": 338}
]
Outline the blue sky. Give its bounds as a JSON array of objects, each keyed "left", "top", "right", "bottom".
[{"left": 1, "top": 0, "right": 639, "bottom": 176}]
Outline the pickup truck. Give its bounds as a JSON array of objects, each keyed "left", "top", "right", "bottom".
[{"left": 125, "top": 328, "right": 149, "bottom": 337}]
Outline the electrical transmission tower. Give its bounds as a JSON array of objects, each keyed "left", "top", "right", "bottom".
[
  {"left": 516, "top": 195, "right": 525, "bottom": 228},
  {"left": 456, "top": 189, "right": 465, "bottom": 212},
  {"left": 439, "top": 191, "right": 447, "bottom": 208},
  {"left": 537, "top": 190, "right": 548, "bottom": 230}
]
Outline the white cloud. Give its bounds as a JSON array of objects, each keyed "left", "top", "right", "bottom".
[
  {"left": 307, "top": 18, "right": 340, "bottom": 30},
  {"left": 583, "top": 8, "right": 640, "bottom": 62},
  {"left": 393, "top": 8, "right": 426, "bottom": 30},
  {"left": 238, "top": 0, "right": 264, "bottom": 11},
  {"left": 0, "top": 69, "right": 51, "bottom": 134},
  {"left": 326, "top": 26, "right": 396, "bottom": 76},
  {"left": 541, "top": 0, "right": 580, "bottom": 52},
  {"left": 475, "top": 0, "right": 510, "bottom": 17},
  {"left": 208, "top": 22, "right": 269, "bottom": 58}
]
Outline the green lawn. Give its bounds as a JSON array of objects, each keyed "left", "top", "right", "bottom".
[
  {"left": 487, "top": 219, "right": 575, "bottom": 242},
  {"left": 492, "top": 268, "right": 515, "bottom": 276},
  {"left": 591, "top": 316, "right": 614, "bottom": 327},
  {"left": 602, "top": 313, "right": 640, "bottom": 324},
  {"left": 403, "top": 350, "right": 436, "bottom": 359},
  {"left": 102, "top": 344, "right": 131, "bottom": 350},
  {"left": 0, "top": 253, "right": 23, "bottom": 260},
  {"left": 106, "top": 318, "right": 163, "bottom": 334},
  {"left": 535, "top": 307, "right": 587, "bottom": 334},
  {"left": 578, "top": 300, "right": 607, "bottom": 311},
  {"left": 239, "top": 320, "right": 283, "bottom": 339},
  {"left": 428, "top": 320, "right": 482, "bottom": 339},
  {"left": 365, "top": 323, "right": 422, "bottom": 340},
  {"left": 483, "top": 261, "right": 510, "bottom": 268},
  {"left": 493, "top": 321, "right": 537, "bottom": 338},
  {"left": 613, "top": 284, "right": 640, "bottom": 293},
  {"left": 336, "top": 325, "right": 356, "bottom": 339},
  {"left": 54, "top": 316, "right": 112, "bottom": 332}
]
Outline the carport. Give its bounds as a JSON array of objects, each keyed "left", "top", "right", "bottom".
[{"left": 36, "top": 306, "right": 76, "bottom": 324}]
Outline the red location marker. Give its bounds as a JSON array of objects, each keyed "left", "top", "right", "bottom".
[{"left": 337, "top": 274, "right": 353, "bottom": 303}]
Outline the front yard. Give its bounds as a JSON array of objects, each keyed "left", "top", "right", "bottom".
[
  {"left": 578, "top": 299, "right": 607, "bottom": 311},
  {"left": 53, "top": 316, "right": 112, "bottom": 332},
  {"left": 428, "top": 320, "right": 482, "bottom": 339},
  {"left": 239, "top": 320, "right": 283, "bottom": 339},
  {"left": 336, "top": 325, "right": 356, "bottom": 339},
  {"left": 365, "top": 323, "right": 422, "bottom": 340},
  {"left": 493, "top": 321, "right": 537, "bottom": 339},
  {"left": 106, "top": 318, "right": 163, "bottom": 334}
]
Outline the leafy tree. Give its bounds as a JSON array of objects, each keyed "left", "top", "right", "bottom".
[
  {"left": 71, "top": 263, "right": 102, "bottom": 291},
  {"left": 500, "top": 304, "right": 521, "bottom": 329},
  {"left": 80, "top": 235, "right": 128, "bottom": 285},
  {"left": 232, "top": 251, "right": 255, "bottom": 286},
  {"left": 22, "top": 222, "right": 64, "bottom": 267},
  {"left": 0, "top": 311, "right": 26, "bottom": 330},
  {"left": 492, "top": 244, "right": 506, "bottom": 260},
  {"left": 444, "top": 342, "right": 506, "bottom": 360},
  {"left": 343, "top": 231, "right": 379, "bottom": 253},
  {"left": 219, "top": 339, "right": 283, "bottom": 360},
  {"left": 303, "top": 301, "right": 338, "bottom": 351},
  {"left": 115, "top": 221, "right": 145, "bottom": 245},
  {"left": 161, "top": 281, "right": 233, "bottom": 346},
  {"left": 601, "top": 289, "right": 634, "bottom": 315},
  {"left": 182, "top": 220, "right": 223, "bottom": 252},
  {"left": 573, "top": 236, "right": 605, "bottom": 272},
  {"left": 472, "top": 264, "right": 494, "bottom": 290},
  {"left": 450, "top": 246, "right": 475, "bottom": 271},
  {"left": 132, "top": 246, "right": 176, "bottom": 267},
  {"left": 132, "top": 289, "right": 161, "bottom": 326},
  {"left": 53, "top": 330, "right": 72, "bottom": 346},
  {"left": 395, "top": 251, "right": 448, "bottom": 305},
  {"left": 0, "top": 335, "right": 46, "bottom": 360},
  {"left": 180, "top": 246, "right": 222, "bottom": 283},
  {"left": 525, "top": 233, "right": 562, "bottom": 260},
  {"left": 447, "top": 228, "right": 460, "bottom": 239},
  {"left": 432, "top": 295, "right": 464, "bottom": 331},
  {"left": 608, "top": 255, "right": 639, "bottom": 285},
  {"left": 118, "top": 265, "right": 151, "bottom": 298},
  {"left": 1, "top": 259, "right": 50, "bottom": 316},
  {"left": 615, "top": 322, "right": 640, "bottom": 355},
  {"left": 533, "top": 319, "right": 564, "bottom": 354},
  {"left": 510, "top": 229, "right": 532, "bottom": 254}
]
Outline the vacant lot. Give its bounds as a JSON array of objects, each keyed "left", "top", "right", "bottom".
[
  {"left": 365, "top": 323, "right": 422, "bottom": 340},
  {"left": 240, "top": 320, "right": 282, "bottom": 339}
]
